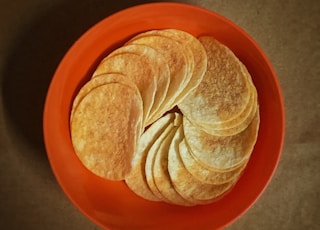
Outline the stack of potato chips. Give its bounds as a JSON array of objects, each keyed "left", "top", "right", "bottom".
[{"left": 70, "top": 29, "right": 259, "bottom": 206}]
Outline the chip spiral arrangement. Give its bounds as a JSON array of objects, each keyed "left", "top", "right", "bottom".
[{"left": 70, "top": 29, "right": 259, "bottom": 206}]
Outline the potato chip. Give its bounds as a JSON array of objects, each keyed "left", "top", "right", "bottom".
[
  {"left": 129, "top": 30, "right": 196, "bottom": 105},
  {"left": 183, "top": 110, "right": 260, "bottom": 171},
  {"left": 152, "top": 114, "right": 193, "bottom": 206},
  {"left": 179, "top": 139, "right": 248, "bottom": 184},
  {"left": 193, "top": 64, "right": 258, "bottom": 136},
  {"left": 105, "top": 44, "right": 171, "bottom": 124},
  {"left": 144, "top": 29, "right": 208, "bottom": 106},
  {"left": 71, "top": 75, "right": 143, "bottom": 180},
  {"left": 92, "top": 52, "right": 157, "bottom": 124},
  {"left": 194, "top": 98, "right": 257, "bottom": 136},
  {"left": 128, "top": 34, "right": 190, "bottom": 123},
  {"left": 178, "top": 36, "right": 252, "bottom": 129},
  {"left": 144, "top": 116, "right": 178, "bottom": 200},
  {"left": 168, "top": 126, "right": 238, "bottom": 203},
  {"left": 125, "top": 113, "right": 175, "bottom": 201},
  {"left": 70, "top": 73, "right": 125, "bottom": 121}
]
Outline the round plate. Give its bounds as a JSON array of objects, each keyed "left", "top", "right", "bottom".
[{"left": 43, "top": 2, "right": 285, "bottom": 229}]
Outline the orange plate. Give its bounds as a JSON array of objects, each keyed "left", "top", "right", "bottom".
[{"left": 43, "top": 3, "right": 285, "bottom": 230}]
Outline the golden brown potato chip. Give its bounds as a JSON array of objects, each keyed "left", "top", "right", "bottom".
[
  {"left": 183, "top": 110, "right": 260, "bottom": 171},
  {"left": 194, "top": 99, "right": 257, "bottom": 136},
  {"left": 129, "top": 30, "right": 196, "bottom": 104},
  {"left": 128, "top": 34, "right": 190, "bottom": 123},
  {"left": 70, "top": 73, "right": 126, "bottom": 121},
  {"left": 193, "top": 63, "right": 258, "bottom": 136},
  {"left": 145, "top": 29, "right": 208, "bottom": 106},
  {"left": 105, "top": 44, "right": 171, "bottom": 124},
  {"left": 152, "top": 114, "right": 193, "bottom": 206},
  {"left": 179, "top": 139, "right": 248, "bottom": 184},
  {"left": 92, "top": 52, "right": 157, "bottom": 124},
  {"left": 71, "top": 75, "right": 143, "bottom": 180},
  {"left": 125, "top": 113, "right": 175, "bottom": 201},
  {"left": 144, "top": 117, "right": 178, "bottom": 200},
  {"left": 178, "top": 36, "right": 252, "bottom": 129},
  {"left": 168, "top": 127, "right": 238, "bottom": 203}
]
